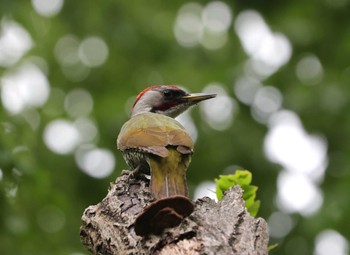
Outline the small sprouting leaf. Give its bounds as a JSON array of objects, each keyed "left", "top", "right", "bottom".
[
  {"left": 248, "top": 200, "right": 261, "bottom": 218},
  {"left": 268, "top": 243, "right": 279, "bottom": 251},
  {"left": 216, "top": 185, "right": 224, "bottom": 201},
  {"left": 215, "top": 170, "right": 260, "bottom": 217}
]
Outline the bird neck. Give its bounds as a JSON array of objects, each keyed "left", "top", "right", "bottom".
[{"left": 131, "top": 104, "right": 189, "bottom": 118}]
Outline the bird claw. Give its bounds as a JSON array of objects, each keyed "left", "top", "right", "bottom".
[
  {"left": 123, "top": 167, "right": 149, "bottom": 182},
  {"left": 121, "top": 169, "right": 132, "bottom": 176}
]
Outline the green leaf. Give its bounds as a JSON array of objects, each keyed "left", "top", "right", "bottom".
[
  {"left": 268, "top": 243, "right": 279, "bottom": 251},
  {"left": 216, "top": 184, "right": 224, "bottom": 201},
  {"left": 215, "top": 170, "right": 260, "bottom": 217},
  {"left": 248, "top": 200, "right": 261, "bottom": 217}
]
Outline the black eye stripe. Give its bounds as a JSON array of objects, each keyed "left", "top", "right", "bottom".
[{"left": 162, "top": 89, "right": 186, "bottom": 99}]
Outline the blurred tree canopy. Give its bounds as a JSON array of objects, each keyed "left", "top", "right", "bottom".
[{"left": 1, "top": 1, "right": 350, "bottom": 255}]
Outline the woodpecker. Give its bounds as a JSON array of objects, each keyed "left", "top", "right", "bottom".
[{"left": 117, "top": 85, "right": 216, "bottom": 200}]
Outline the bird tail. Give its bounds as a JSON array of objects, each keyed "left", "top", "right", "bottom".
[{"left": 147, "top": 148, "right": 191, "bottom": 200}]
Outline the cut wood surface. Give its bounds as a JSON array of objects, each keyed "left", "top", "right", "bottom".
[{"left": 80, "top": 171, "right": 269, "bottom": 255}]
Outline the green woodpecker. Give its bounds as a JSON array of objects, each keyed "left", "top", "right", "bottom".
[{"left": 117, "top": 85, "right": 216, "bottom": 200}]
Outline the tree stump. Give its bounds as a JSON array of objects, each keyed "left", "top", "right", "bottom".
[{"left": 80, "top": 171, "right": 269, "bottom": 255}]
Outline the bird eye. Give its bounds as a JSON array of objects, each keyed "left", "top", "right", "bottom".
[{"left": 163, "top": 89, "right": 173, "bottom": 98}]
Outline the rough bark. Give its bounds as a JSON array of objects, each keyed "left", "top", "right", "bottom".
[{"left": 80, "top": 171, "right": 269, "bottom": 255}]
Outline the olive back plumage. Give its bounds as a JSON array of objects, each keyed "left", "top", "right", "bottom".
[
  {"left": 117, "top": 112, "right": 193, "bottom": 198},
  {"left": 117, "top": 112, "right": 193, "bottom": 159}
]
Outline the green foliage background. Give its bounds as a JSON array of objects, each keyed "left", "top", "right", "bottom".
[{"left": 1, "top": 1, "right": 350, "bottom": 255}]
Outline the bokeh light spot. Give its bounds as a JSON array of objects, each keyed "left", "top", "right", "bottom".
[
  {"left": 265, "top": 110, "right": 328, "bottom": 180},
  {"left": 174, "top": 3, "right": 203, "bottom": 47},
  {"left": 44, "top": 119, "right": 80, "bottom": 154},
  {"left": 265, "top": 110, "right": 327, "bottom": 216},
  {"left": 5, "top": 215, "right": 28, "bottom": 234},
  {"left": 75, "top": 146, "right": 115, "bottom": 178},
  {"left": 54, "top": 34, "right": 80, "bottom": 67},
  {"left": 235, "top": 10, "right": 268, "bottom": 55},
  {"left": 74, "top": 118, "right": 98, "bottom": 143},
  {"left": 64, "top": 89, "right": 94, "bottom": 118},
  {"left": 234, "top": 76, "right": 262, "bottom": 105},
  {"left": 267, "top": 211, "right": 294, "bottom": 238},
  {"left": 252, "top": 86, "right": 282, "bottom": 123},
  {"left": 200, "top": 29, "right": 228, "bottom": 50},
  {"left": 314, "top": 229, "right": 348, "bottom": 255},
  {"left": 200, "top": 83, "right": 236, "bottom": 130},
  {"left": 174, "top": 2, "right": 232, "bottom": 50},
  {"left": 54, "top": 35, "right": 91, "bottom": 81},
  {"left": 78, "top": 36, "right": 109, "bottom": 68},
  {"left": 235, "top": 10, "right": 292, "bottom": 77},
  {"left": 1, "top": 62, "right": 50, "bottom": 114},
  {"left": 37, "top": 205, "right": 65, "bottom": 233},
  {"left": 32, "top": 0, "right": 64, "bottom": 17},
  {"left": 296, "top": 55, "right": 323, "bottom": 85},
  {"left": 277, "top": 171, "right": 323, "bottom": 216},
  {"left": 202, "top": 1, "right": 232, "bottom": 33},
  {"left": 0, "top": 19, "right": 33, "bottom": 67}
]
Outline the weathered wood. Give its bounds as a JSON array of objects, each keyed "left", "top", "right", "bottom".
[{"left": 80, "top": 171, "right": 269, "bottom": 255}]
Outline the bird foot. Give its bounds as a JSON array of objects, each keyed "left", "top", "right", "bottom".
[
  {"left": 121, "top": 169, "right": 133, "bottom": 176},
  {"left": 122, "top": 167, "right": 149, "bottom": 182}
]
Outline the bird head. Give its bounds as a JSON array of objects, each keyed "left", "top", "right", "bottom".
[{"left": 131, "top": 85, "right": 216, "bottom": 118}]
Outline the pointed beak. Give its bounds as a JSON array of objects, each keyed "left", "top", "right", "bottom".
[{"left": 181, "top": 93, "right": 217, "bottom": 104}]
